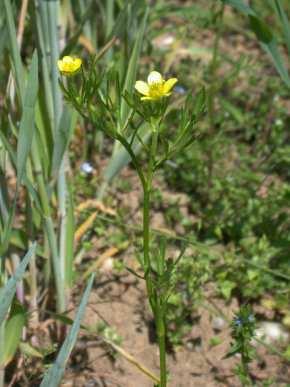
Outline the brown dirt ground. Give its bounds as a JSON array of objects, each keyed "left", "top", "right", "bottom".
[
  {"left": 60, "top": 169, "right": 290, "bottom": 387},
  {"left": 61, "top": 275, "right": 290, "bottom": 387},
  {"left": 25, "top": 4, "right": 290, "bottom": 385}
]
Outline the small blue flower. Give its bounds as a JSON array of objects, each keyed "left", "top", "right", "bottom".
[{"left": 234, "top": 318, "right": 242, "bottom": 327}]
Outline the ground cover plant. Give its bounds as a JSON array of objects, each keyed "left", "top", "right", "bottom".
[{"left": 1, "top": 0, "right": 290, "bottom": 386}]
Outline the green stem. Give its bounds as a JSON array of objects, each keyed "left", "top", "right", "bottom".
[
  {"left": 117, "top": 124, "right": 166, "bottom": 385},
  {"left": 241, "top": 349, "right": 253, "bottom": 386},
  {"left": 143, "top": 129, "right": 159, "bottom": 307},
  {"left": 115, "top": 134, "right": 146, "bottom": 189},
  {"left": 156, "top": 304, "right": 167, "bottom": 387},
  {"left": 143, "top": 128, "right": 167, "bottom": 386}
]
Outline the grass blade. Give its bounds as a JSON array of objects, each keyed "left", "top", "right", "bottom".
[
  {"left": 40, "top": 274, "right": 95, "bottom": 387},
  {"left": 0, "top": 243, "right": 36, "bottom": 325},
  {"left": 51, "top": 107, "right": 77, "bottom": 178},
  {"left": 222, "top": 0, "right": 290, "bottom": 86},
  {"left": 17, "top": 51, "right": 39, "bottom": 188},
  {"left": 3, "top": 0, "right": 24, "bottom": 103},
  {"left": 120, "top": 6, "right": 148, "bottom": 127},
  {"left": 272, "top": 0, "right": 290, "bottom": 55}
]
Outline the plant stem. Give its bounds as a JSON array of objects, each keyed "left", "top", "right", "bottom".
[
  {"left": 143, "top": 128, "right": 167, "bottom": 386},
  {"left": 156, "top": 305, "right": 167, "bottom": 387},
  {"left": 117, "top": 123, "right": 166, "bottom": 385},
  {"left": 143, "top": 184, "right": 150, "bottom": 272}
]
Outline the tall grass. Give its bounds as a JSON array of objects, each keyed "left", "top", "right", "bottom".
[{"left": 0, "top": 0, "right": 153, "bottom": 385}]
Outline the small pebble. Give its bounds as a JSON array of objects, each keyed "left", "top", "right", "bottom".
[
  {"left": 81, "top": 162, "right": 94, "bottom": 174},
  {"left": 100, "top": 257, "right": 114, "bottom": 274},
  {"left": 255, "top": 321, "right": 289, "bottom": 345},
  {"left": 212, "top": 316, "right": 226, "bottom": 332}
]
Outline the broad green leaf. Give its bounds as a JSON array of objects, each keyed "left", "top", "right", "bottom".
[
  {"left": 0, "top": 243, "right": 36, "bottom": 325},
  {"left": 219, "top": 280, "right": 236, "bottom": 300},
  {"left": 0, "top": 302, "right": 26, "bottom": 366},
  {"left": 17, "top": 51, "right": 39, "bottom": 187},
  {"left": 40, "top": 274, "right": 95, "bottom": 387}
]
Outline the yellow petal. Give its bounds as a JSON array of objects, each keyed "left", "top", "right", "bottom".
[
  {"left": 163, "top": 78, "right": 178, "bottom": 93},
  {"left": 141, "top": 96, "right": 154, "bottom": 101},
  {"left": 63, "top": 56, "right": 73, "bottom": 63},
  {"left": 135, "top": 81, "right": 149, "bottom": 96},
  {"left": 57, "top": 56, "right": 82, "bottom": 75},
  {"left": 73, "top": 58, "right": 82, "bottom": 70},
  {"left": 147, "top": 71, "right": 163, "bottom": 85}
]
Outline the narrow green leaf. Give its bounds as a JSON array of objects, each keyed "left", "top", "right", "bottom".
[
  {"left": 0, "top": 131, "right": 42, "bottom": 213},
  {"left": 222, "top": 0, "right": 255, "bottom": 16},
  {"left": 0, "top": 243, "right": 36, "bottom": 325},
  {"left": 3, "top": 0, "right": 24, "bottom": 102},
  {"left": 108, "top": 0, "right": 137, "bottom": 41},
  {"left": 272, "top": 0, "right": 290, "bottom": 55},
  {"left": 51, "top": 107, "right": 77, "bottom": 178},
  {"left": 120, "top": 6, "right": 148, "bottom": 127},
  {"left": 193, "top": 87, "right": 206, "bottom": 117},
  {"left": 220, "top": 98, "right": 244, "bottom": 124},
  {"left": 262, "top": 40, "right": 290, "bottom": 87},
  {"left": 222, "top": 0, "right": 290, "bottom": 87},
  {"left": 64, "top": 183, "right": 75, "bottom": 288},
  {"left": 248, "top": 15, "right": 273, "bottom": 43},
  {"left": 40, "top": 274, "right": 95, "bottom": 387},
  {"left": 17, "top": 51, "right": 39, "bottom": 187}
]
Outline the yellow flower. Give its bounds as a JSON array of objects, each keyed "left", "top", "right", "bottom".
[
  {"left": 57, "top": 56, "right": 82, "bottom": 76},
  {"left": 135, "top": 71, "right": 178, "bottom": 101}
]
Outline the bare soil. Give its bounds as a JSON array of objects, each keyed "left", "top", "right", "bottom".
[{"left": 61, "top": 275, "right": 290, "bottom": 387}]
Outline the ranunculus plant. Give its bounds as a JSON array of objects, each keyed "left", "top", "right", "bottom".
[{"left": 59, "top": 57, "right": 206, "bottom": 387}]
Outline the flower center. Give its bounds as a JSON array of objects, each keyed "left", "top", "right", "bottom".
[{"left": 149, "top": 82, "right": 164, "bottom": 98}]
